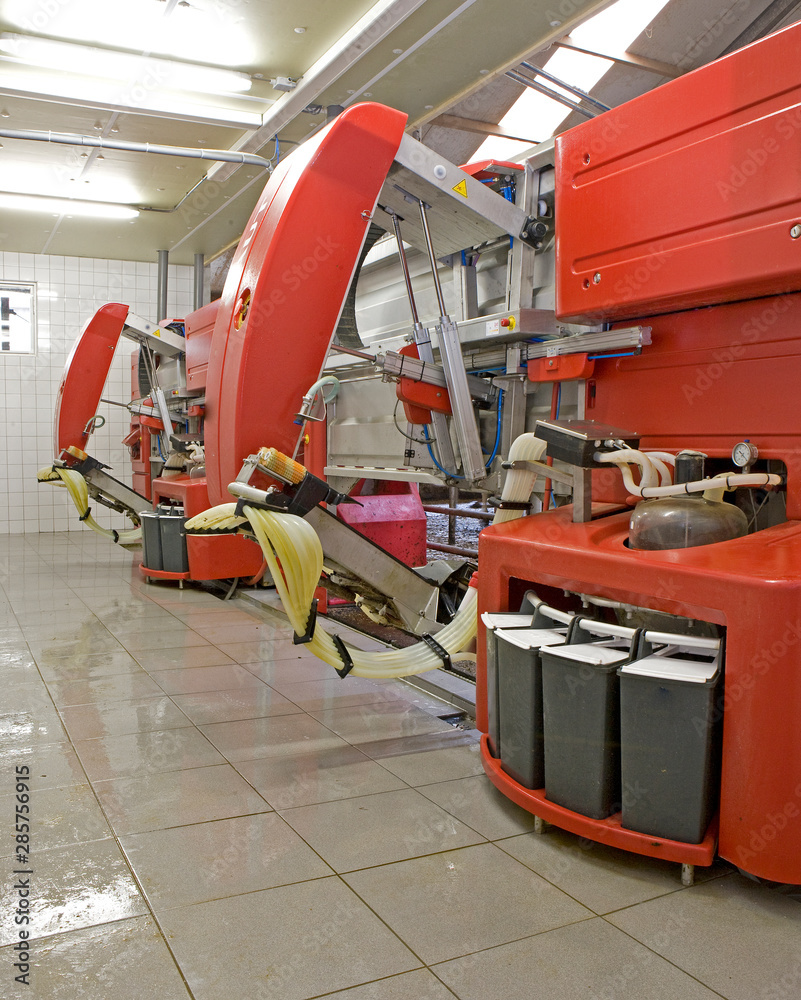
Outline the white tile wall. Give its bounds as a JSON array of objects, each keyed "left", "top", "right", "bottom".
[{"left": 0, "top": 252, "right": 195, "bottom": 534}]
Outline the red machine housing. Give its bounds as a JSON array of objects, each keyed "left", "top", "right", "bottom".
[
  {"left": 479, "top": 21, "right": 801, "bottom": 883},
  {"left": 52, "top": 105, "right": 408, "bottom": 584},
  {"left": 54, "top": 301, "right": 129, "bottom": 460},
  {"left": 555, "top": 22, "right": 801, "bottom": 325},
  {"left": 204, "top": 101, "right": 408, "bottom": 506}
]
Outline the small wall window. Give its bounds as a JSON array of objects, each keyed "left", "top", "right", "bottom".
[{"left": 0, "top": 282, "right": 36, "bottom": 355}]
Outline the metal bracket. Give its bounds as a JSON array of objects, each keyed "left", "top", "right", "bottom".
[
  {"left": 504, "top": 459, "right": 575, "bottom": 487},
  {"left": 421, "top": 632, "right": 453, "bottom": 672},
  {"left": 292, "top": 598, "right": 319, "bottom": 645},
  {"left": 332, "top": 634, "right": 355, "bottom": 678}
]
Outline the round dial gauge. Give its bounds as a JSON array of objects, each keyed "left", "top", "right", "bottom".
[{"left": 732, "top": 441, "right": 758, "bottom": 467}]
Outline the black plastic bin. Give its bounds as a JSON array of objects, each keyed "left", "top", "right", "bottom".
[
  {"left": 160, "top": 509, "right": 189, "bottom": 573},
  {"left": 541, "top": 620, "right": 638, "bottom": 819},
  {"left": 140, "top": 512, "right": 163, "bottom": 570},
  {"left": 482, "top": 597, "right": 575, "bottom": 759},
  {"left": 482, "top": 612, "right": 536, "bottom": 758},
  {"left": 619, "top": 632, "right": 722, "bottom": 843},
  {"left": 495, "top": 627, "right": 569, "bottom": 788}
]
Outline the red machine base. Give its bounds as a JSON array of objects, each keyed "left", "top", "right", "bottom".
[
  {"left": 139, "top": 566, "right": 190, "bottom": 582},
  {"left": 480, "top": 735, "right": 718, "bottom": 867},
  {"left": 478, "top": 505, "right": 801, "bottom": 884}
]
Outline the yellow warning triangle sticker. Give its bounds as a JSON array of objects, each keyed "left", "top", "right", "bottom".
[{"left": 452, "top": 179, "right": 468, "bottom": 198}]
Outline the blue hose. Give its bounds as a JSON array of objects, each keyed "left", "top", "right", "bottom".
[
  {"left": 484, "top": 389, "right": 504, "bottom": 469},
  {"left": 423, "top": 425, "right": 464, "bottom": 480}
]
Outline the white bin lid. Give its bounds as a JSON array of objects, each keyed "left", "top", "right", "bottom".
[
  {"left": 481, "top": 612, "right": 534, "bottom": 631},
  {"left": 495, "top": 627, "right": 567, "bottom": 651},
  {"left": 545, "top": 640, "right": 628, "bottom": 665},
  {"left": 619, "top": 653, "right": 719, "bottom": 683}
]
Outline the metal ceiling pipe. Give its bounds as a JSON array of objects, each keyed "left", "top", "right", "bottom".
[
  {"left": 193, "top": 254, "right": 204, "bottom": 311},
  {"left": 506, "top": 70, "right": 597, "bottom": 120},
  {"left": 519, "top": 61, "right": 612, "bottom": 113},
  {"left": 157, "top": 250, "right": 168, "bottom": 322},
  {"left": 0, "top": 127, "right": 273, "bottom": 169}
]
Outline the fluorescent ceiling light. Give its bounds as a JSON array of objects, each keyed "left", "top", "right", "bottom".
[
  {"left": 0, "top": 72, "right": 262, "bottom": 129},
  {"left": 0, "top": 33, "right": 252, "bottom": 93},
  {"left": 0, "top": 163, "right": 143, "bottom": 206},
  {"left": 0, "top": 193, "right": 139, "bottom": 219},
  {"left": 3, "top": 0, "right": 256, "bottom": 67},
  {"left": 474, "top": 0, "right": 672, "bottom": 162}
]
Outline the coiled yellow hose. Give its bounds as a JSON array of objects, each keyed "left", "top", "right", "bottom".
[
  {"left": 186, "top": 504, "right": 477, "bottom": 679},
  {"left": 37, "top": 466, "right": 142, "bottom": 545}
]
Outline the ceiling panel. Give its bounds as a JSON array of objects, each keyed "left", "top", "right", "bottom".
[{"left": 1, "top": 0, "right": 788, "bottom": 266}]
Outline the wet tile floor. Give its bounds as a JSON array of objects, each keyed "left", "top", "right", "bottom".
[{"left": 1, "top": 532, "right": 800, "bottom": 999}]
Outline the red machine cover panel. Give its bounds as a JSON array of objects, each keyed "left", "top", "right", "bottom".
[
  {"left": 555, "top": 21, "right": 801, "bottom": 323},
  {"left": 53, "top": 302, "right": 129, "bottom": 459},
  {"left": 204, "top": 102, "right": 408, "bottom": 506},
  {"left": 185, "top": 300, "right": 220, "bottom": 392}
]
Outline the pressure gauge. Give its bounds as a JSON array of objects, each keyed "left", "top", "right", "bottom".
[{"left": 732, "top": 440, "right": 758, "bottom": 468}]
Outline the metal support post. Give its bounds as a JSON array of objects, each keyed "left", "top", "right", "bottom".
[
  {"left": 459, "top": 253, "right": 479, "bottom": 320},
  {"left": 193, "top": 253, "right": 204, "bottom": 311},
  {"left": 157, "top": 249, "right": 169, "bottom": 321},
  {"left": 418, "top": 201, "right": 486, "bottom": 482},
  {"left": 448, "top": 485, "right": 459, "bottom": 545},
  {"left": 572, "top": 467, "right": 593, "bottom": 523},
  {"left": 495, "top": 373, "right": 527, "bottom": 461}
]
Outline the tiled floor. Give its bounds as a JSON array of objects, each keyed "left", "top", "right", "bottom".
[{"left": 1, "top": 532, "right": 800, "bottom": 1000}]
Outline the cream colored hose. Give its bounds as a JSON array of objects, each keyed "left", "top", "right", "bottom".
[
  {"left": 186, "top": 503, "right": 477, "bottom": 679},
  {"left": 37, "top": 466, "right": 142, "bottom": 544}
]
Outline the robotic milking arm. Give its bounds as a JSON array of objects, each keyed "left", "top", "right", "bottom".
[{"left": 40, "top": 103, "right": 574, "bottom": 663}]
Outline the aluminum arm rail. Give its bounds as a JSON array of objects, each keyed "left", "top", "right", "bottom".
[{"left": 378, "top": 351, "right": 497, "bottom": 403}]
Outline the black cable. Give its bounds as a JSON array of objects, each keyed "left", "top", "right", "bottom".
[{"left": 392, "top": 399, "right": 430, "bottom": 444}]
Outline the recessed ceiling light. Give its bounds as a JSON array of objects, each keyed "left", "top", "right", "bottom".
[
  {"left": 1, "top": 110, "right": 10, "bottom": 118},
  {"left": 0, "top": 192, "right": 139, "bottom": 219},
  {"left": 392, "top": 48, "right": 403, "bottom": 54},
  {"left": 425, "top": 105, "right": 433, "bottom": 110},
  {"left": 479, "top": 69, "right": 489, "bottom": 75},
  {"left": 364, "top": 92, "right": 372, "bottom": 97},
  {"left": 0, "top": 34, "right": 252, "bottom": 95},
  {"left": 294, "top": 26, "right": 306, "bottom": 34}
]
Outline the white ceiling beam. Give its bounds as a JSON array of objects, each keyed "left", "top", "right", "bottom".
[
  {"left": 430, "top": 113, "right": 540, "bottom": 144},
  {"left": 212, "top": 0, "right": 434, "bottom": 182},
  {"left": 555, "top": 37, "right": 685, "bottom": 78}
]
